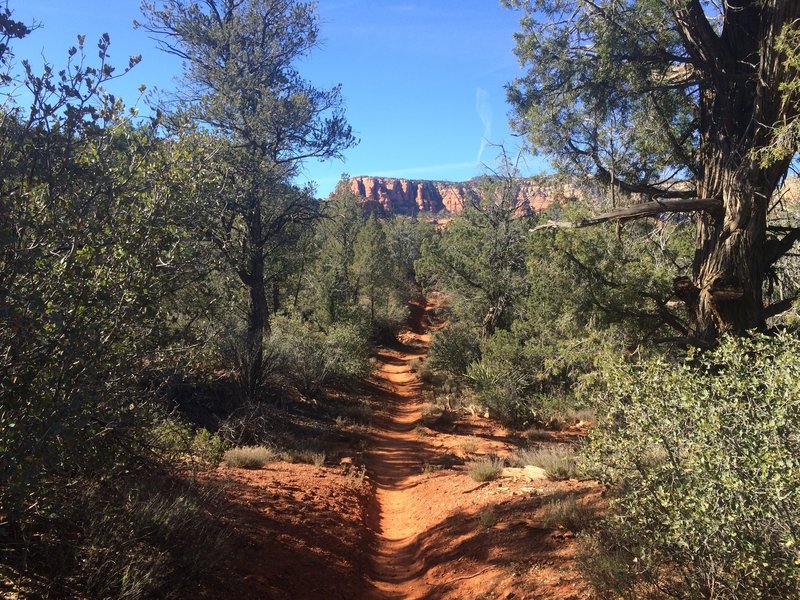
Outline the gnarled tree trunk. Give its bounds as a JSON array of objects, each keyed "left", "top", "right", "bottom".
[
  {"left": 244, "top": 200, "right": 269, "bottom": 401},
  {"left": 686, "top": 0, "right": 800, "bottom": 342}
]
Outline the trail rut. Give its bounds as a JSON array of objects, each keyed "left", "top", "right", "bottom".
[{"left": 365, "top": 299, "right": 438, "bottom": 599}]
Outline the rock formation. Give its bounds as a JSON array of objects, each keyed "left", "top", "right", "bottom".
[{"left": 341, "top": 175, "right": 582, "bottom": 216}]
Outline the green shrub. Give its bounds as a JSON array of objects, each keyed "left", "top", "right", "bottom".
[
  {"left": 325, "top": 319, "right": 373, "bottom": 379},
  {"left": 427, "top": 321, "right": 480, "bottom": 377},
  {"left": 269, "top": 313, "right": 373, "bottom": 395},
  {"left": 151, "top": 419, "right": 227, "bottom": 468},
  {"left": 465, "top": 456, "right": 504, "bottom": 482},
  {"left": 223, "top": 446, "right": 275, "bottom": 469},
  {"left": 584, "top": 332, "right": 800, "bottom": 599},
  {"left": 465, "top": 330, "right": 536, "bottom": 425}
]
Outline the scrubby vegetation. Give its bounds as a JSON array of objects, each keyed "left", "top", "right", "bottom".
[
  {"left": 0, "top": 1, "right": 426, "bottom": 595},
  {"left": 582, "top": 333, "right": 800, "bottom": 599},
  {"left": 224, "top": 446, "right": 276, "bottom": 469},
  {"left": 2, "top": 0, "right": 799, "bottom": 597},
  {"left": 465, "top": 456, "right": 505, "bottom": 482},
  {"left": 416, "top": 177, "right": 691, "bottom": 429},
  {"left": 541, "top": 495, "right": 595, "bottom": 533}
]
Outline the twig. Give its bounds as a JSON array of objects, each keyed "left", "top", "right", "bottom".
[
  {"left": 428, "top": 566, "right": 495, "bottom": 586},
  {"left": 462, "top": 482, "right": 490, "bottom": 494}
]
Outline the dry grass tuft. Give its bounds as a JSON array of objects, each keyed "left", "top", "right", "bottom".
[
  {"left": 542, "top": 494, "right": 596, "bottom": 532},
  {"left": 223, "top": 445, "right": 275, "bottom": 469},
  {"left": 511, "top": 446, "right": 578, "bottom": 480},
  {"left": 465, "top": 456, "right": 504, "bottom": 482}
]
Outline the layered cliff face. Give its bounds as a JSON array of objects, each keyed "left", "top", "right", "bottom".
[
  {"left": 343, "top": 175, "right": 580, "bottom": 216},
  {"left": 347, "top": 176, "right": 474, "bottom": 215}
]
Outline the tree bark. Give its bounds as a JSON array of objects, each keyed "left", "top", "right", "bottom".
[
  {"left": 244, "top": 200, "right": 269, "bottom": 400},
  {"left": 687, "top": 0, "right": 800, "bottom": 342},
  {"left": 691, "top": 169, "right": 769, "bottom": 341}
]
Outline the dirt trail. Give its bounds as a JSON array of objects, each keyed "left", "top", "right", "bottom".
[
  {"left": 364, "top": 298, "right": 439, "bottom": 599},
  {"left": 362, "top": 297, "right": 598, "bottom": 600},
  {"left": 204, "top": 294, "right": 598, "bottom": 599}
]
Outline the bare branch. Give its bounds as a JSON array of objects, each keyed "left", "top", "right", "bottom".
[
  {"left": 763, "top": 297, "right": 795, "bottom": 320},
  {"left": 531, "top": 197, "right": 722, "bottom": 231}
]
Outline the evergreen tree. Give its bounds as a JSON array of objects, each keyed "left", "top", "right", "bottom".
[
  {"left": 312, "top": 184, "right": 364, "bottom": 324},
  {"left": 354, "top": 215, "right": 393, "bottom": 325},
  {"left": 505, "top": 0, "right": 800, "bottom": 344},
  {"left": 139, "top": 0, "right": 356, "bottom": 398}
]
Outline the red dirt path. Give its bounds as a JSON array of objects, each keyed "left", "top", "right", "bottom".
[{"left": 204, "top": 296, "right": 600, "bottom": 599}]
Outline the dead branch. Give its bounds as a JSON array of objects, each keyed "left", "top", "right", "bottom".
[
  {"left": 530, "top": 197, "right": 722, "bottom": 231},
  {"left": 428, "top": 566, "right": 495, "bottom": 586}
]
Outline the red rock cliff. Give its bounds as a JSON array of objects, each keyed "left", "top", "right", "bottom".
[{"left": 342, "top": 175, "right": 578, "bottom": 216}]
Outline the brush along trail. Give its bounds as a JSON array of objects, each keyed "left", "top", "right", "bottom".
[
  {"left": 362, "top": 296, "right": 598, "bottom": 599},
  {"left": 205, "top": 296, "right": 599, "bottom": 599}
]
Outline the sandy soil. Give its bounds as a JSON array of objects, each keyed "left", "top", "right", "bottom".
[
  {"left": 205, "top": 296, "right": 601, "bottom": 599},
  {"left": 362, "top": 297, "right": 599, "bottom": 600}
]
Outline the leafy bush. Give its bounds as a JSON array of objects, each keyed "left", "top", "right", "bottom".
[
  {"left": 151, "top": 419, "right": 227, "bottom": 468},
  {"left": 268, "top": 313, "right": 372, "bottom": 396},
  {"left": 465, "top": 456, "right": 504, "bottom": 482},
  {"left": 325, "top": 319, "right": 374, "bottom": 379},
  {"left": 427, "top": 321, "right": 481, "bottom": 377},
  {"left": 584, "top": 333, "right": 800, "bottom": 599},
  {"left": 223, "top": 446, "right": 275, "bottom": 469}
]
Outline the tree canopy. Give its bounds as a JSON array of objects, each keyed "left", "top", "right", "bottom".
[
  {"left": 140, "top": 0, "right": 356, "bottom": 399},
  {"left": 505, "top": 0, "right": 800, "bottom": 344}
]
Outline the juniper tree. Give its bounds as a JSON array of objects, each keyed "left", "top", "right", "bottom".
[
  {"left": 139, "top": 0, "right": 356, "bottom": 398},
  {"left": 353, "top": 215, "right": 393, "bottom": 325},
  {"left": 505, "top": 0, "right": 800, "bottom": 344}
]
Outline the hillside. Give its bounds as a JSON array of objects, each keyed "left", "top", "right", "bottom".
[
  {"left": 342, "top": 174, "right": 800, "bottom": 218},
  {"left": 342, "top": 175, "right": 589, "bottom": 216}
]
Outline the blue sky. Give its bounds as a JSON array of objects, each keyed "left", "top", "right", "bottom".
[{"left": 9, "top": 1, "right": 546, "bottom": 197}]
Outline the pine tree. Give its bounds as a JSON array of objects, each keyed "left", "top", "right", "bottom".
[
  {"left": 140, "top": 0, "right": 356, "bottom": 397},
  {"left": 506, "top": 0, "right": 800, "bottom": 344},
  {"left": 353, "top": 215, "right": 393, "bottom": 325}
]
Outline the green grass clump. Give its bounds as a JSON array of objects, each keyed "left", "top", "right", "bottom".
[
  {"left": 477, "top": 508, "right": 497, "bottom": 528},
  {"left": 223, "top": 445, "right": 275, "bottom": 469}
]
